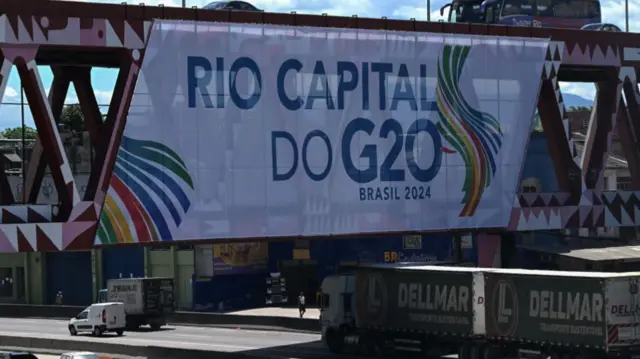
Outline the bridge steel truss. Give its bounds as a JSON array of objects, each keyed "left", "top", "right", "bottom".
[{"left": 0, "top": 1, "right": 638, "bottom": 252}]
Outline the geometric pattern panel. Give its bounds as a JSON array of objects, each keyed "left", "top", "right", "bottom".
[
  {"left": 0, "top": 15, "right": 150, "bottom": 49},
  {"left": 0, "top": 205, "right": 52, "bottom": 224},
  {"left": 511, "top": 190, "right": 640, "bottom": 230},
  {"left": 0, "top": 221, "right": 97, "bottom": 252}
]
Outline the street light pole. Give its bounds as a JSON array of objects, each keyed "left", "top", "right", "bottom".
[
  {"left": 182, "top": 0, "right": 186, "bottom": 8},
  {"left": 427, "top": 0, "right": 431, "bottom": 21},
  {"left": 626, "top": 0, "right": 629, "bottom": 32}
]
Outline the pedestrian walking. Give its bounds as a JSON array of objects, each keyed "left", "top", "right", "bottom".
[{"left": 298, "top": 292, "right": 306, "bottom": 318}]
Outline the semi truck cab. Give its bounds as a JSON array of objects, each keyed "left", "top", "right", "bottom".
[
  {"left": 319, "top": 274, "right": 358, "bottom": 353},
  {"left": 320, "top": 274, "right": 355, "bottom": 330}
]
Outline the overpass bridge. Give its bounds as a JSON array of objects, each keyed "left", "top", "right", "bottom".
[{"left": 0, "top": 0, "right": 637, "bottom": 252}]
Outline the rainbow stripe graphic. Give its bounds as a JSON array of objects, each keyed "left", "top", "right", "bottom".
[
  {"left": 435, "top": 45, "right": 503, "bottom": 217},
  {"left": 97, "top": 136, "right": 195, "bottom": 244}
]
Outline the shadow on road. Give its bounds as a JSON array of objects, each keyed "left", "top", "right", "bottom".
[
  {"left": 237, "top": 340, "right": 343, "bottom": 359},
  {"left": 130, "top": 327, "right": 175, "bottom": 333}
]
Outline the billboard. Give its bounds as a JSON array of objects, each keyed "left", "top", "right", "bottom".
[
  {"left": 96, "top": 21, "right": 549, "bottom": 244},
  {"left": 194, "top": 242, "right": 268, "bottom": 276},
  {"left": 213, "top": 242, "right": 268, "bottom": 275}
]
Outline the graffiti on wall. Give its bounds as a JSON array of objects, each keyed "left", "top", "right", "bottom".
[{"left": 7, "top": 174, "right": 89, "bottom": 204}]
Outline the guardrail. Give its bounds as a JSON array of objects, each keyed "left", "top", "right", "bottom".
[
  {"left": 0, "top": 304, "right": 319, "bottom": 332},
  {"left": 0, "top": 336, "right": 269, "bottom": 359}
]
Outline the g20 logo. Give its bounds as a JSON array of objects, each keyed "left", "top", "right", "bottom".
[{"left": 271, "top": 117, "right": 443, "bottom": 183}]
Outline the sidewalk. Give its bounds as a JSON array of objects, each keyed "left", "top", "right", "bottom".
[{"left": 229, "top": 306, "right": 320, "bottom": 319}]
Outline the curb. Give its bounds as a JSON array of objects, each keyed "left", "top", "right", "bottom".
[
  {"left": 0, "top": 305, "right": 320, "bottom": 333},
  {"left": 0, "top": 336, "right": 279, "bottom": 359},
  {"left": 0, "top": 346, "right": 142, "bottom": 358},
  {"left": 0, "top": 336, "right": 146, "bottom": 357}
]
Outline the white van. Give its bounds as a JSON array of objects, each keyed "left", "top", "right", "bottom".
[{"left": 68, "top": 302, "right": 126, "bottom": 336}]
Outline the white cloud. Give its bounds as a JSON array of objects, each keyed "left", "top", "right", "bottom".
[
  {"left": 94, "top": 90, "right": 113, "bottom": 105},
  {"left": 560, "top": 82, "right": 596, "bottom": 101},
  {"left": 3, "top": 87, "right": 18, "bottom": 98},
  {"left": 393, "top": 6, "right": 447, "bottom": 21},
  {"left": 601, "top": 0, "right": 640, "bottom": 32}
]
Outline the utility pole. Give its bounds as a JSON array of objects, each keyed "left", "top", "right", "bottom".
[
  {"left": 182, "top": 0, "right": 186, "bottom": 8},
  {"left": 427, "top": 0, "right": 431, "bottom": 21}
]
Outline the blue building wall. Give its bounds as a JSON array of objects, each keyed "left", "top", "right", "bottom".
[
  {"left": 192, "top": 241, "right": 292, "bottom": 311},
  {"left": 268, "top": 241, "right": 293, "bottom": 273},
  {"left": 102, "top": 247, "right": 145, "bottom": 287},
  {"left": 192, "top": 272, "right": 266, "bottom": 311},
  {"left": 46, "top": 251, "right": 93, "bottom": 306},
  {"left": 520, "top": 133, "right": 558, "bottom": 192}
]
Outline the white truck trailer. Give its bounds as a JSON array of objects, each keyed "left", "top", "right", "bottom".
[
  {"left": 320, "top": 264, "right": 640, "bottom": 359},
  {"left": 100, "top": 277, "right": 175, "bottom": 330}
]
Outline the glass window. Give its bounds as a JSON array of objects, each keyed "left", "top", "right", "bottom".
[
  {"left": 551, "top": 0, "right": 600, "bottom": 19},
  {"left": 232, "top": 1, "right": 256, "bottom": 10},
  {"left": 486, "top": 6, "right": 496, "bottom": 22},
  {"left": 76, "top": 311, "right": 88, "bottom": 319},
  {"left": 502, "top": 0, "right": 536, "bottom": 16},
  {"left": 601, "top": 24, "right": 620, "bottom": 32},
  {"left": 203, "top": 1, "right": 227, "bottom": 9},
  {"left": 226, "top": 1, "right": 244, "bottom": 9},
  {"left": 451, "top": 1, "right": 484, "bottom": 23},
  {"left": 501, "top": 0, "right": 536, "bottom": 16}
]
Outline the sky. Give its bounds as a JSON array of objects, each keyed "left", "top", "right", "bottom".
[{"left": 0, "top": 0, "right": 637, "bottom": 130}]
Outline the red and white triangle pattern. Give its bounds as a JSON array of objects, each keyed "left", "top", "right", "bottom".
[
  {"left": 0, "top": 14, "right": 151, "bottom": 49},
  {"left": 0, "top": 205, "right": 51, "bottom": 223},
  {"left": 0, "top": 201, "right": 99, "bottom": 252},
  {"left": 510, "top": 190, "right": 640, "bottom": 231}
]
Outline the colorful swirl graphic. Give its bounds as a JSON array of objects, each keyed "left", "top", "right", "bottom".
[
  {"left": 435, "top": 45, "right": 503, "bottom": 217},
  {"left": 97, "top": 136, "right": 194, "bottom": 244}
]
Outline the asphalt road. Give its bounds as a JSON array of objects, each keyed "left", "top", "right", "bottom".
[{"left": 0, "top": 318, "right": 328, "bottom": 359}]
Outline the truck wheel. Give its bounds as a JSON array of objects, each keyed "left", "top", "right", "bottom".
[
  {"left": 458, "top": 344, "right": 471, "bottom": 359},
  {"left": 93, "top": 326, "right": 103, "bottom": 337},
  {"left": 469, "top": 345, "right": 481, "bottom": 359},
  {"left": 116, "top": 329, "right": 124, "bottom": 336},
  {"left": 325, "top": 329, "right": 344, "bottom": 354},
  {"left": 150, "top": 324, "right": 161, "bottom": 331},
  {"left": 358, "top": 335, "right": 373, "bottom": 356},
  {"left": 482, "top": 344, "right": 498, "bottom": 359},
  {"left": 372, "top": 341, "right": 384, "bottom": 357},
  {"left": 68, "top": 325, "right": 77, "bottom": 336}
]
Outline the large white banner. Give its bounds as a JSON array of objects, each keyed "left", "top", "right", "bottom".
[{"left": 96, "top": 21, "right": 549, "bottom": 244}]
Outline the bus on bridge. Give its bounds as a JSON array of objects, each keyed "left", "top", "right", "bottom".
[{"left": 439, "top": 0, "right": 601, "bottom": 29}]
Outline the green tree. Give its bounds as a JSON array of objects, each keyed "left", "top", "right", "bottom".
[
  {"left": 60, "top": 104, "right": 84, "bottom": 132},
  {"left": 568, "top": 106, "right": 592, "bottom": 112},
  {"left": 1, "top": 126, "right": 37, "bottom": 140}
]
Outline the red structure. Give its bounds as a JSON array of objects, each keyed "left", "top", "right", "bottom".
[{"left": 0, "top": 0, "right": 638, "bottom": 252}]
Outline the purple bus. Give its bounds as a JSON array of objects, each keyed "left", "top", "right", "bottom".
[{"left": 440, "top": 0, "right": 601, "bottom": 29}]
